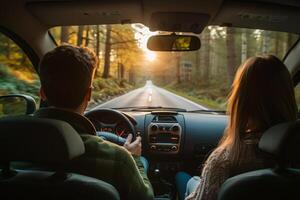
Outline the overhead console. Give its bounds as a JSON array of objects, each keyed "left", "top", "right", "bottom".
[
  {"left": 145, "top": 111, "right": 184, "bottom": 155},
  {"left": 149, "top": 12, "right": 210, "bottom": 33}
]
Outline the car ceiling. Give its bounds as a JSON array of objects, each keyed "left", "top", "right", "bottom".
[{"left": 20, "top": 0, "right": 300, "bottom": 34}]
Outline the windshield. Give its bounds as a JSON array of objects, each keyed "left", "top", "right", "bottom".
[{"left": 49, "top": 25, "right": 299, "bottom": 112}]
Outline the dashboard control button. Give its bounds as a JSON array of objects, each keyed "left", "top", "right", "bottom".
[
  {"left": 148, "top": 122, "right": 181, "bottom": 154},
  {"left": 150, "top": 124, "right": 158, "bottom": 132},
  {"left": 172, "top": 125, "right": 179, "bottom": 132},
  {"left": 171, "top": 146, "right": 178, "bottom": 151},
  {"left": 150, "top": 145, "right": 156, "bottom": 150}
]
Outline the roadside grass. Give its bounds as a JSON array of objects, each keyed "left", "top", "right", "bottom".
[
  {"left": 0, "top": 64, "right": 40, "bottom": 100},
  {"left": 0, "top": 64, "right": 135, "bottom": 110},
  {"left": 164, "top": 84, "right": 227, "bottom": 110},
  {"left": 88, "top": 77, "right": 134, "bottom": 109}
]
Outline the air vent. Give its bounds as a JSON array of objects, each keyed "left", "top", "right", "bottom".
[{"left": 153, "top": 115, "right": 177, "bottom": 123}]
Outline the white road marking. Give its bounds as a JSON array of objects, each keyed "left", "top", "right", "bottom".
[
  {"left": 92, "top": 80, "right": 207, "bottom": 110},
  {"left": 147, "top": 88, "right": 153, "bottom": 95},
  {"left": 148, "top": 95, "right": 152, "bottom": 102}
]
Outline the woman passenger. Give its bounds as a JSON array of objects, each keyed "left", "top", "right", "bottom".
[{"left": 176, "top": 55, "right": 298, "bottom": 200}]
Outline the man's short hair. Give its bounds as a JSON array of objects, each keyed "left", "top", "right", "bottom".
[{"left": 39, "top": 44, "right": 97, "bottom": 109}]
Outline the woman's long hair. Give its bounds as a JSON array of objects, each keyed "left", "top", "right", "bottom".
[{"left": 219, "top": 55, "right": 297, "bottom": 166}]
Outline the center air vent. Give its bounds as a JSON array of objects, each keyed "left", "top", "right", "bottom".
[{"left": 153, "top": 115, "right": 177, "bottom": 123}]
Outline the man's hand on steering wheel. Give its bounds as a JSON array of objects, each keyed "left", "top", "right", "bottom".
[{"left": 124, "top": 134, "right": 142, "bottom": 156}]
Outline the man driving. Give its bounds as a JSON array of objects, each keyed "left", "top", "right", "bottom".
[{"left": 35, "top": 44, "right": 154, "bottom": 200}]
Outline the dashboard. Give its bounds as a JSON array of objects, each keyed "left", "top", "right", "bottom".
[
  {"left": 87, "top": 109, "right": 228, "bottom": 172},
  {"left": 137, "top": 111, "right": 226, "bottom": 158}
]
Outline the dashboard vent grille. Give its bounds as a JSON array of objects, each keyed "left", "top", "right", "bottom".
[{"left": 154, "top": 115, "right": 177, "bottom": 122}]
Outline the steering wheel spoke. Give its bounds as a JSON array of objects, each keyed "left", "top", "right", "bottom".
[{"left": 97, "top": 131, "right": 126, "bottom": 146}]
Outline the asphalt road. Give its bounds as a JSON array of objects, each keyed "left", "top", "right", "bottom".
[{"left": 93, "top": 81, "right": 206, "bottom": 111}]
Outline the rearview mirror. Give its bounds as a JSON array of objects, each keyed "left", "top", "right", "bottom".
[
  {"left": 147, "top": 34, "right": 201, "bottom": 51},
  {"left": 0, "top": 94, "right": 36, "bottom": 117}
]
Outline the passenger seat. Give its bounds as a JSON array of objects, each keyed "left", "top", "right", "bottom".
[{"left": 218, "top": 120, "right": 300, "bottom": 200}]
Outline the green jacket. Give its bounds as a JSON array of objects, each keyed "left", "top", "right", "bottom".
[{"left": 34, "top": 108, "right": 154, "bottom": 200}]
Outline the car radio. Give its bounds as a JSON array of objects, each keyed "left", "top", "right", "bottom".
[{"left": 148, "top": 122, "right": 182, "bottom": 154}]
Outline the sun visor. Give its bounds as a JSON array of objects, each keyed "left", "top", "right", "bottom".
[
  {"left": 26, "top": 0, "right": 143, "bottom": 27},
  {"left": 212, "top": 1, "right": 300, "bottom": 34}
]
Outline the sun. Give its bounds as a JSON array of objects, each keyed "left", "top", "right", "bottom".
[
  {"left": 132, "top": 24, "right": 157, "bottom": 62},
  {"left": 146, "top": 51, "right": 156, "bottom": 62}
]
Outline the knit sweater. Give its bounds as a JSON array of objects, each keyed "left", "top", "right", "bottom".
[{"left": 186, "top": 139, "right": 268, "bottom": 200}]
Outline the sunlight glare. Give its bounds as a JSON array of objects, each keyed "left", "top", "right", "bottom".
[
  {"left": 146, "top": 51, "right": 156, "bottom": 62},
  {"left": 132, "top": 24, "right": 157, "bottom": 62}
]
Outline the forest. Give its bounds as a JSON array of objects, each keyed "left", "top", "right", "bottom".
[
  {"left": 0, "top": 33, "right": 40, "bottom": 100},
  {"left": 0, "top": 24, "right": 299, "bottom": 109},
  {"left": 51, "top": 25, "right": 299, "bottom": 109}
]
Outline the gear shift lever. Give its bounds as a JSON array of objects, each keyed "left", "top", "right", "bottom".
[
  {"left": 154, "top": 168, "right": 161, "bottom": 182},
  {"left": 154, "top": 168, "right": 172, "bottom": 186},
  {"left": 152, "top": 168, "right": 173, "bottom": 198}
]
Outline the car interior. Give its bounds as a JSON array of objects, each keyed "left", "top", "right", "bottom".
[{"left": 1, "top": 0, "right": 300, "bottom": 199}]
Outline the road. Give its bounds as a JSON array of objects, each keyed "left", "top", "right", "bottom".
[{"left": 93, "top": 81, "right": 206, "bottom": 111}]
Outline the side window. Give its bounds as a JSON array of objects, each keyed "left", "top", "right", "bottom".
[{"left": 0, "top": 32, "right": 40, "bottom": 104}]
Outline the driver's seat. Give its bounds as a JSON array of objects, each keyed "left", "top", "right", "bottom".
[{"left": 0, "top": 116, "right": 120, "bottom": 200}]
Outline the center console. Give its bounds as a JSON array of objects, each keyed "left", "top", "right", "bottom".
[
  {"left": 147, "top": 112, "right": 183, "bottom": 154},
  {"left": 145, "top": 111, "right": 185, "bottom": 199}
]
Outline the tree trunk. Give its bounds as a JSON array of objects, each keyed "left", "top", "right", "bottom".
[
  {"left": 120, "top": 63, "right": 125, "bottom": 79},
  {"left": 60, "top": 26, "right": 69, "bottom": 43},
  {"left": 210, "top": 37, "right": 217, "bottom": 77},
  {"left": 241, "top": 29, "right": 248, "bottom": 63},
  {"left": 77, "top": 26, "right": 84, "bottom": 46},
  {"left": 95, "top": 25, "right": 101, "bottom": 76},
  {"left": 287, "top": 33, "right": 293, "bottom": 48},
  {"left": 194, "top": 48, "right": 201, "bottom": 85},
  {"left": 201, "top": 28, "right": 210, "bottom": 83},
  {"left": 176, "top": 54, "right": 181, "bottom": 84},
  {"left": 262, "top": 31, "right": 269, "bottom": 54},
  {"left": 274, "top": 32, "right": 280, "bottom": 56},
  {"left": 128, "top": 67, "right": 135, "bottom": 85},
  {"left": 198, "top": 33, "right": 205, "bottom": 85},
  {"left": 247, "top": 30, "right": 252, "bottom": 57},
  {"left": 85, "top": 26, "right": 90, "bottom": 46},
  {"left": 226, "top": 27, "right": 236, "bottom": 83},
  {"left": 102, "top": 25, "right": 112, "bottom": 78},
  {"left": 95, "top": 25, "right": 100, "bottom": 58}
]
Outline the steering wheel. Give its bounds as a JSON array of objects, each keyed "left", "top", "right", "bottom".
[{"left": 84, "top": 108, "right": 136, "bottom": 145}]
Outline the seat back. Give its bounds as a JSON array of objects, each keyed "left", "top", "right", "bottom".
[
  {"left": 0, "top": 170, "right": 120, "bottom": 200},
  {"left": 218, "top": 120, "right": 300, "bottom": 200},
  {"left": 217, "top": 168, "right": 300, "bottom": 200},
  {"left": 0, "top": 117, "right": 120, "bottom": 200}
]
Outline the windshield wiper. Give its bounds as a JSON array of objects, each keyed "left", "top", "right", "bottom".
[
  {"left": 188, "top": 109, "right": 226, "bottom": 114},
  {"left": 113, "top": 106, "right": 187, "bottom": 112}
]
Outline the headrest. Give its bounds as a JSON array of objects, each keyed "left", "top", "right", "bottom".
[
  {"left": 35, "top": 108, "right": 96, "bottom": 135},
  {"left": 259, "top": 120, "right": 300, "bottom": 164},
  {"left": 0, "top": 117, "right": 85, "bottom": 165}
]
